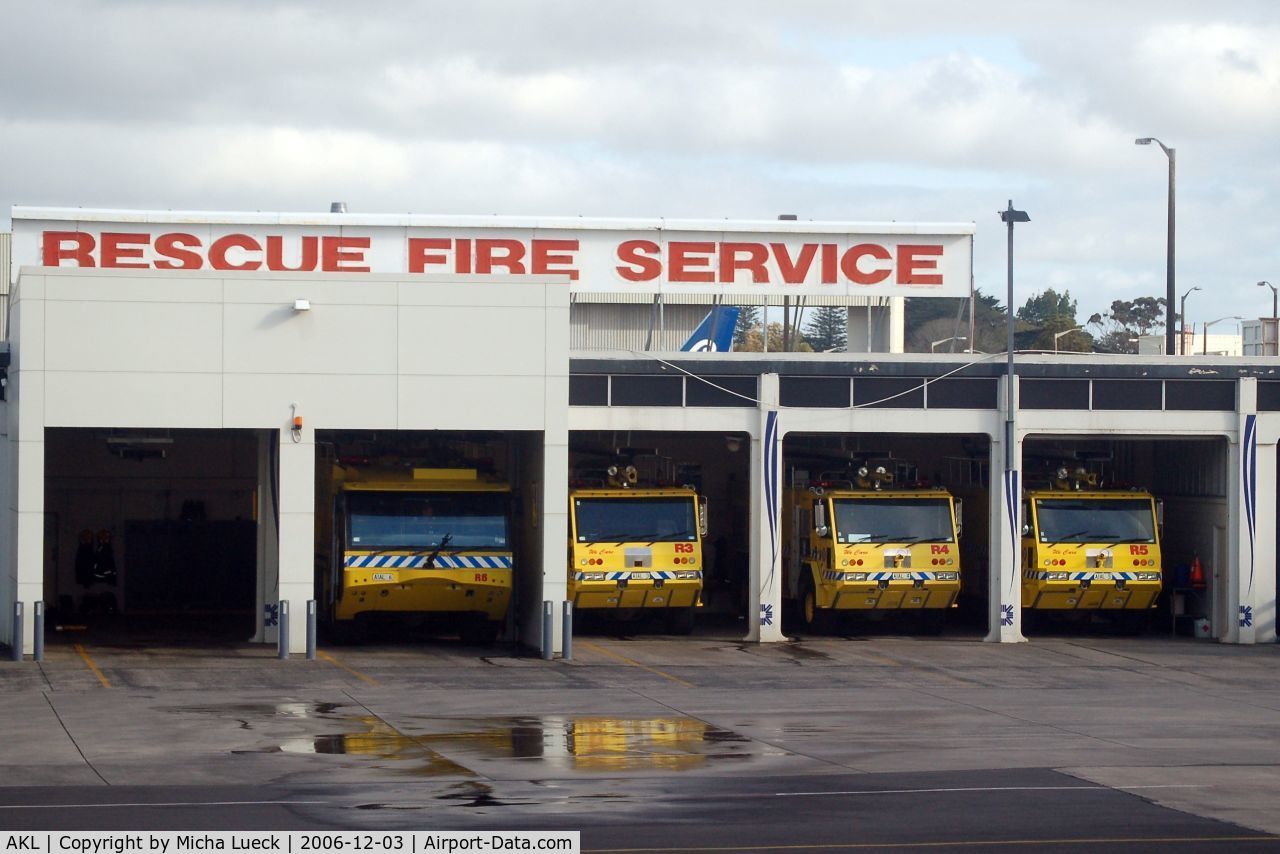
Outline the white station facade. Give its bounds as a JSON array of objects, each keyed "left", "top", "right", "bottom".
[{"left": 1, "top": 207, "right": 1275, "bottom": 654}]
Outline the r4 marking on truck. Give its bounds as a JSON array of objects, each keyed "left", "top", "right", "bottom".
[{"left": 930, "top": 544, "right": 950, "bottom": 554}]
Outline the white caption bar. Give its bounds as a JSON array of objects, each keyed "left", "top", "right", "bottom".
[{"left": 1, "top": 834, "right": 579, "bottom": 854}]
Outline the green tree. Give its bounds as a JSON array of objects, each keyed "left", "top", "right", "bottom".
[
  {"left": 733, "top": 305, "right": 761, "bottom": 348},
  {"left": 738, "top": 322, "right": 813, "bottom": 352},
  {"left": 906, "top": 290, "right": 1008, "bottom": 353},
  {"left": 1018, "top": 288, "right": 1077, "bottom": 326},
  {"left": 1087, "top": 297, "right": 1168, "bottom": 353},
  {"left": 802, "top": 306, "right": 847, "bottom": 352}
]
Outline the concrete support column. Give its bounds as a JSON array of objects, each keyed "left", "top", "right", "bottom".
[
  {"left": 1248, "top": 441, "right": 1277, "bottom": 643},
  {"left": 747, "top": 373, "right": 786, "bottom": 642},
  {"left": 538, "top": 432, "right": 569, "bottom": 653},
  {"left": 10, "top": 370, "right": 45, "bottom": 656},
  {"left": 1227, "top": 378, "right": 1270, "bottom": 644},
  {"left": 985, "top": 374, "right": 1025, "bottom": 643},
  {"left": 252, "top": 430, "right": 281, "bottom": 644},
  {"left": 277, "top": 424, "right": 314, "bottom": 655}
]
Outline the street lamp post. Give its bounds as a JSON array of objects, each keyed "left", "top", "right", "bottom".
[
  {"left": 930, "top": 336, "right": 967, "bottom": 353},
  {"left": 998, "top": 201, "right": 1028, "bottom": 640},
  {"left": 1179, "top": 285, "right": 1200, "bottom": 356},
  {"left": 1053, "top": 326, "right": 1085, "bottom": 354},
  {"left": 1202, "top": 315, "right": 1242, "bottom": 355},
  {"left": 1259, "top": 281, "right": 1276, "bottom": 320},
  {"left": 1135, "top": 137, "right": 1175, "bottom": 355}
]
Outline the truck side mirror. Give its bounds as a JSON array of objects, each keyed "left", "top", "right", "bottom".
[
  {"left": 1155, "top": 499, "right": 1164, "bottom": 537},
  {"left": 814, "top": 501, "right": 829, "bottom": 538},
  {"left": 698, "top": 496, "right": 709, "bottom": 537},
  {"left": 954, "top": 498, "right": 963, "bottom": 539}
]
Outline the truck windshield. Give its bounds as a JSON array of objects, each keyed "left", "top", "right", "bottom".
[
  {"left": 1033, "top": 498, "right": 1156, "bottom": 543},
  {"left": 574, "top": 497, "right": 697, "bottom": 543},
  {"left": 346, "top": 492, "right": 509, "bottom": 549},
  {"left": 832, "top": 498, "right": 954, "bottom": 544}
]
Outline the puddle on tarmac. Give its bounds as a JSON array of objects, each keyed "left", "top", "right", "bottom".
[{"left": 173, "top": 701, "right": 764, "bottom": 774}]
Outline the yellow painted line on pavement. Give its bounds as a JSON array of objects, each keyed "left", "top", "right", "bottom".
[
  {"left": 585, "top": 834, "right": 1280, "bottom": 852},
  {"left": 73, "top": 644, "right": 111, "bottom": 689},
  {"left": 576, "top": 640, "right": 694, "bottom": 688},
  {"left": 317, "top": 650, "right": 379, "bottom": 686}
]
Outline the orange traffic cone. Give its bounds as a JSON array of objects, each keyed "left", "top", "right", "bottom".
[{"left": 1190, "top": 556, "right": 1206, "bottom": 589}]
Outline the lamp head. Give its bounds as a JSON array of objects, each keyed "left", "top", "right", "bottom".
[
  {"left": 1135, "top": 137, "right": 1154, "bottom": 145},
  {"left": 1258, "top": 280, "right": 1274, "bottom": 290},
  {"left": 999, "top": 202, "right": 1030, "bottom": 223}
]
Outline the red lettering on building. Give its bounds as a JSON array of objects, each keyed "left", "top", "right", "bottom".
[
  {"left": 719, "top": 243, "right": 770, "bottom": 284},
  {"left": 841, "top": 243, "right": 892, "bottom": 285},
  {"left": 475, "top": 239, "right": 526, "bottom": 275},
  {"left": 100, "top": 232, "right": 150, "bottom": 268},
  {"left": 530, "top": 239, "right": 579, "bottom": 281},
  {"left": 266, "top": 235, "right": 319, "bottom": 272},
  {"left": 897, "top": 244, "right": 943, "bottom": 285},
  {"left": 408, "top": 238, "right": 451, "bottom": 274},
  {"left": 772, "top": 243, "right": 818, "bottom": 284},
  {"left": 42, "top": 231, "right": 96, "bottom": 267},
  {"left": 208, "top": 234, "right": 262, "bottom": 271},
  {"left": 668, "top": 241, "right": 715, "bottom": 283},
  {"left": 154, "top": 233, "right": 203, "bottom": 270},
  {"left": 615, "top": 240, "right": 661, "bottom": 282},
  {"left": 321, "top": 236, "right": 370, "bottom": 272}
]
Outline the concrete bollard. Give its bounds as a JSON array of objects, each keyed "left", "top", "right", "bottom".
[
  {"left": 306, "top": 600, "right": 317, "bottom": 660},
  {"left": 277, "top": 600, "right": 290, "bottom": 660},
  {"left": 562, "top": 600, "right": 573, "bottom": 661},
  {"left": 541, "top": 601, "right": 554, "bottom": 660},
  {"left": 33, "top": 602, "right": 44, "bottom": 663},
  {"left": 11, "top": 602, "right": 22, "bottom": 662}
]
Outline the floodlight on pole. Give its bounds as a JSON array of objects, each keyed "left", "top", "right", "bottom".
[
  {"left": 1135, "top": 136, "right": 1176, "bottom": 355},
  {"left": 930, "top": 336, "right": 967, "bottom": 353},
  {"left": 1052, "top": 326, "right": 1085, "bottom": 354},
  {"left": 1179, "top": 285, "right": 1200, "bottom": 356}
]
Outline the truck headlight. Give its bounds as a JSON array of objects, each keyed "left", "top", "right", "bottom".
[
  {"left": 1136, "top": 572, "right": 1160, "bottom": 581},
  {"left": 675, "top": 570, "right": 699, "bottom": 579},
  {"left": 582, "top": 572, "right": 606, "bottom": 581},
  {"left": 934, "top": 571, "right": 958, "bottom": 581},
  {"left": 846, "top": 572, "right": 867, "bottom": 581},
  {"left": 1046, "top": 571, "right": 1070, "bottom": 580}
]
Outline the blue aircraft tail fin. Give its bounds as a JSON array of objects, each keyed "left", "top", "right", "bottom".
[{"left": 680, "top": 306, "right": 740, "bottom": 352}]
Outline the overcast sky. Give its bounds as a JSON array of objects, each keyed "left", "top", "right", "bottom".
[{"left": 2, "top": 0, "right": 1277, "bottom": 328}]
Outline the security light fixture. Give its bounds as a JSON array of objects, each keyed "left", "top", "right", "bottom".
[{"left": 293, "top": 299, "right": 311, "bottom": 312}]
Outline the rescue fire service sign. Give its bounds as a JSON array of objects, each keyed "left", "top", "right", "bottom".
[{"left": 12, "top": 208, "right": 974, "bottom": 299}]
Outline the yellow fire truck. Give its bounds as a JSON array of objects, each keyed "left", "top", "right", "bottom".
[
  {"left": 784, "top": 464, "right": 962, "bottom": 632},
  {"left": 1022, "top": 466, "right": 1162, "bottom": 613},
  {"left": 315, "top": 460, "right": 513, "bottom": 643},
  {"left": 568, "top": 464, "right": 708, "bottom": 634}
]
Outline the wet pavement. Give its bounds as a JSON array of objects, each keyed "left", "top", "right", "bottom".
[{"left": 2, "top": 626, "right": 1280, "bottom": 843}]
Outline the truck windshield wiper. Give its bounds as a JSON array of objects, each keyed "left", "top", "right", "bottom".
[
  {"left": 425, "top": 533, "right": 454, "bottom": 568},
  {"left": 646, "top": 530, "right": 695, "bottom": 545},
  {"left": 582, "top": 532, "right": 634, "bottom": 544}
]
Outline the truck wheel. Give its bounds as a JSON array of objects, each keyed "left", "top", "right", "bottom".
[
  {"left": 800, "top": 579, "right": 827, "bottom": 634},
  {"left": 460, "top": 618, "right": 502, "bottom": 645},
  {"left": 666, "top": 606, "right": 696, "bottom": 636}
]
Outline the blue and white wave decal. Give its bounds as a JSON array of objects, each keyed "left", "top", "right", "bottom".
[
  {"left": 1004, "top": 468, "right": 1020, "bottom": 599},
  {"left": 346, "top": 554, "right": 512, "bottom": 569},
  {"left": 764, "top": 410, "right": 780, "bottom": 597},
  {"left": 1243, "top": 413, "right": 1257, "bottom": 598}
]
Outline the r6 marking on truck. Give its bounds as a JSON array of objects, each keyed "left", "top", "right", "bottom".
[{"left": 474, "top": 572, "right": 488, "bottom": 582}]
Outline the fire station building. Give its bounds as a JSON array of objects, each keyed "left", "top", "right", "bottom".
[{"left": 1, "top": 207, "right": 1275, "bottom": 656}]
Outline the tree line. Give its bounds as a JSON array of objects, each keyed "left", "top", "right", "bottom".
[{"left": 721, "top": 290, "right": 1168, "bottom": 354}]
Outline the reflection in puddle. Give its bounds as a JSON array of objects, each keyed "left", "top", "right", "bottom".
[{"left": 175, "top": 701, "right": 761, "bottom": 774}]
